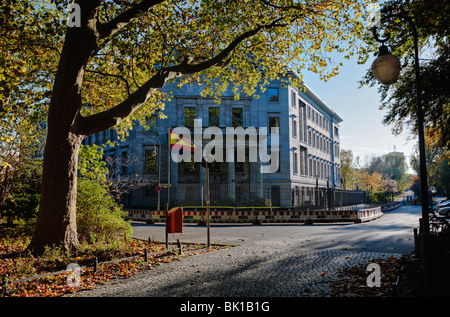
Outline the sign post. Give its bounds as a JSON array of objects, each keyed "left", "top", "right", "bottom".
[{"left": 201, "top": 158, "right": 211, "bottom": 248}]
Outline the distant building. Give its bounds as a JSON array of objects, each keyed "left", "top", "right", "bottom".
[{"left": 84, "top": 72, "right": 342, "bottom": 208}]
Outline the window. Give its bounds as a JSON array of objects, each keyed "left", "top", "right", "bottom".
[
  {"left": 309, "top": 158, "right": 313, "bottom": 177},
  {"left": 291, "top": 91, "right": 296, "bottom": 107},
  {"left": 293, "top": 152, "right": 298, "bottom": 175},
  {"left": 234, "top": 152, "right": 244, "bottom": 173},
  {"left": 145, "top": 149, "right": 157, "bottom": 172},
  {"left": 184, "top": 153, "right": 196, "bottom": 173},
  {"left": 121, "top": 151, "right": 127, "bottom": 174},
  {"left": 308, "top": 130, "right": 312, "bottom": 146},
  {"left": 268, "top": 88, "right": 279, "bottom": 102},
  {"left": 208, "top": 107, "right": 220, "bottom": 127},
  {"left": 184, "top": 107, "right": 196, "bottom": 128},
  {"left": 146, "top": 115, "right": 157, "bottom": 132},
  {"left": 334, "top": 126, "right": 339, "bottom": 136},
  {"left": 106, "top": 153, "right": 115, "bottom": 176},
  {"left": 232, "top": 108, "right": 243, "bottom": 128},
  {"left": 300, "top": 147, "right": 307, "bottom": 175},
  {"left": 293, "top": 120, "right": 297, "bottom": 138},
  {"left": 269, "top": 117, "right": 279, "bottom": 134},
  {"left": 298, "top": 101, "right": 306, "bottom": 142}
]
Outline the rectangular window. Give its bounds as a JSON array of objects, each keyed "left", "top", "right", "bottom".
[
  {"left": 121, "top": 151, "right": 127, "bottom": 174},
  {"left": 107, "top": 153, "right": 115, "bottom": 176},
  {"left": 184, "top": 153, "right": 196, "bottom": 173},
  {"left": 232, "top": 108, "right": 243, "bottom": 128},
  {"left": 234, "top": 152, "right": 244, "bottom": 173},
  {"left": 334, "top": 126, "right": 339, "bottom": 136},
  {"left": 300, "top": 147, "right": 307, "bottom": 176},
  {"left": 184, "top": 107, "right": 196, "bottom": 128},
  {"left": 145, "top": 149, "right": 157, "bottom": 172},
  {"left": 268, "top": 88, "right": 279, "bottom": 102},
  {"left": 291, "top": 91, "right": 296, "bottom": 107},
  {"left": 309, "top": 158, "right": 313, "bottom": 177},
  {"left": 146, "top": 115, "right": 157, "bottom": 132},
  {"left": 208, "top": 107, "right": 220, "bottom": 127},
  {"left": 269, "top": 117, "right": 279, "bottom": 134},
  {"left": 293, "top": 120, "right": 297, "bottom": 138},
  {"left": 294, "top": 152, "right": 298, "bottom": 175}
]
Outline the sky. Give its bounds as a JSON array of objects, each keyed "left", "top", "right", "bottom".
[{"left": 301, "top": 54, "right": 417, "bottom": 174}]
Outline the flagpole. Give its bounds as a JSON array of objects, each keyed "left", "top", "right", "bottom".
[{"left": 168, "top": 128, "right": 171, "bottom": 209}]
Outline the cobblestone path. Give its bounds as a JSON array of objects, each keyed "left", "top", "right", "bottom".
[{"left": 73, "top": 245, "right": 402, "bottom": 297}]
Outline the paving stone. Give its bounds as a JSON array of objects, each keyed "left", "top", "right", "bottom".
[{"left": 70, "top": 244, "right": 403, "bottom": 298}]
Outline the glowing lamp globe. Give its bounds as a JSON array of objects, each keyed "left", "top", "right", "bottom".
[{"left": 371, "top": 44, "right": 401, "bottom": 85}]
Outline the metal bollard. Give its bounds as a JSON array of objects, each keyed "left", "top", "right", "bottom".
[
  {"left": 93, "top": 257, "right": 99, "bottom": 273},
  {"left": 2, "top": 273, "right": 10, "bottom": 296},
  {"left": 177, "top": 239, "right": 182, "bottom": 255}
]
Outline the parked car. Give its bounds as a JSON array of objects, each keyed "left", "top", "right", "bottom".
[
  {"left": 438, "top": 206, "right": 450, "bottom": 217},
  {"left": 437, "top": 200, "right": 450, "bottom": 212}
]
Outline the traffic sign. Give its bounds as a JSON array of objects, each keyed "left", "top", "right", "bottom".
[{"left": 155, "top": 185, "right": 161, "bottom": 192}]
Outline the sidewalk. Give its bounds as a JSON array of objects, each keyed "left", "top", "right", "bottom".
[{"left": 73, "top": 243, "right": 403, "bottom": 297}]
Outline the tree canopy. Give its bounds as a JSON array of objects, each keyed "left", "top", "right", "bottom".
[
  {"left": 1, "top": 0, "right": 376, "bottom": 253},
  {"left": 359, "top": 0, "right": 450, "bottom": 154}
]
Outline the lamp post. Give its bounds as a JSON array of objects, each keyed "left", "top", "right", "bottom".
[{"left": 371, "top": 12, "right": 430, "bottom": 292}]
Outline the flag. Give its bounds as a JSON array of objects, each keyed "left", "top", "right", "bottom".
[{"left": 169, "top": 129, "right": 196, "bottom": 153}]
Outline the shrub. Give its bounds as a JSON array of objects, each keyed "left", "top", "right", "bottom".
[
  {"left": 76, "top": 178, "right": 132, "bottom": 246},
  {"left": 76, "top": 144, "right": 132, "bottom": 248}
]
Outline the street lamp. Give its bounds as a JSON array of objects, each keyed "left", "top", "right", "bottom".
[
  {"left": 371, "top": 41, "right": 401, "bottom": 85},
  {"left": 371, "top": 11, "right": 430, "bottom": 292}
]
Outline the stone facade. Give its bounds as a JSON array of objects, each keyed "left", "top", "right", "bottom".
[{"left": 84, "top": 73, "right": 342, "bottom": 208}]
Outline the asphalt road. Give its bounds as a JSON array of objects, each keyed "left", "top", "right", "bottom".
[
  {"left": 132, "top": 204, "right": 422, "bottom": 254},
  {"left": 72, "top": 204, "right": 421, "bottom": 300}
]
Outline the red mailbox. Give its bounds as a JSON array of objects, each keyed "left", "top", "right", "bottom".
[{"left": 167, "top": 207, "right": 183, "bottom": 233}]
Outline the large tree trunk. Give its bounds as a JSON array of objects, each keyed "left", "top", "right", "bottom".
[
  {"left": 28, "top": 132, "right": 83, "bottom": 254},
  {"left": 28, "top": 1, "right": 100, "bottom": 254}
]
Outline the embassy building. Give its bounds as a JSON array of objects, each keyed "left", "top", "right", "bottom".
[{"left": 84, "top": 72, "right": 343, "bottom": 209}]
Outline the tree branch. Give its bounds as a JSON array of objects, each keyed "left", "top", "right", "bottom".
[
  {"left": 77, "top": 17, "right": 292, "bottom": 136},
  {"left": 75, "top": 69, "right": 177, "bottom": 135},
  {"left": 85, "top": 69, "right": 131, "bottom": 95},
  {"left": 165, "top": 18, "right": 287, "bottom": 75},
  {"left": 97, "top": 0, "right": 166, "bottom": 39}
]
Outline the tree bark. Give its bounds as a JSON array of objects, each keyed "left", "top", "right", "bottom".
[
  {"left": 27, "top": 0, "right": 287, "bottom": 254},
  {"left": 28, "top": 1, "right": 100, "bottom": 254},
  {"left": 28, "top": 132, "right": 83, "bottom": 254}
]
